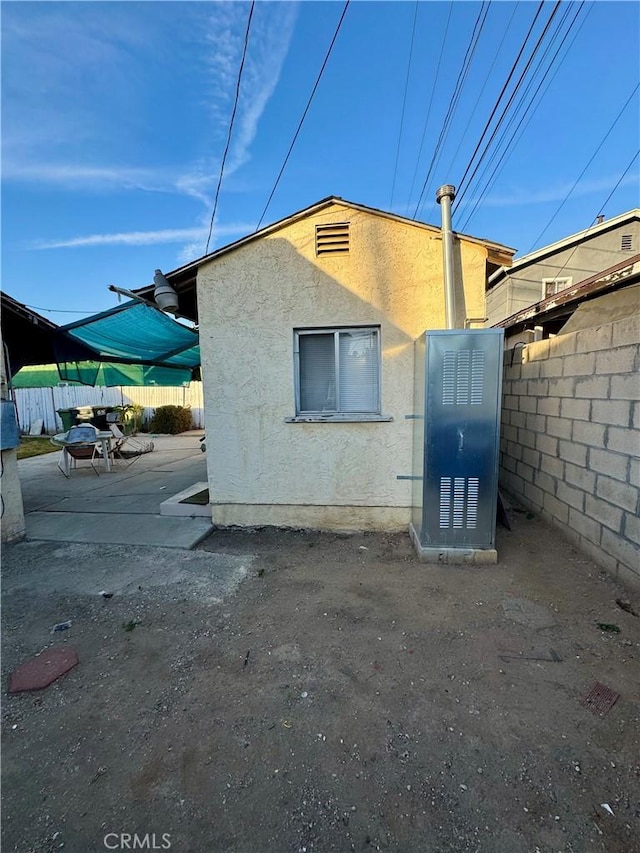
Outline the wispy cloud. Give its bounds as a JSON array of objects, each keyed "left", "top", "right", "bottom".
[
  {"left": 33, "top": 222, "right": 255, "bottom": 250},
  {"left": 464, "top": 173, "right": 639, "bottom": 208}
]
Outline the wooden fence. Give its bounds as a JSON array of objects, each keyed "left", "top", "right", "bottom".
[{"left": 14, "top": 383, "right": 204, "bottom": 433}]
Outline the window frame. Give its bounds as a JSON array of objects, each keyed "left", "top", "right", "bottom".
[
  {"left": 541, "top": 276, "right": 573, "bottom": 300},
  {"left": 290, "top": 325, "right": 390, "bottom": 423}
]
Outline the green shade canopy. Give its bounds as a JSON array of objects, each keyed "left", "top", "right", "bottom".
[
  {"left": 61, "top": 300, "right": 200, "bottom": 369},
  {"left": 12, "top": 362, "right": 193, "bottom": 388}
]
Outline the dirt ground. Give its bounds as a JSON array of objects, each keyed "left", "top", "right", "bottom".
[{"left": 2, "top": 511, "right": 639, "bottom": 853}]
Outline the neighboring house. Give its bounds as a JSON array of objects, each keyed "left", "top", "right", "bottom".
[
  {"left": 486, "top": 209, "right": 640, "bottom": 326},
  {"left": 137, "top": 196, "right": 514, "bottom": 531}
]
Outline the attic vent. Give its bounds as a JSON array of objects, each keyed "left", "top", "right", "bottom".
[
  {"left": 316, "top": 222, "right": 350, "bottom": 255},
  {"left": 621, "top": 234, "right": 633, "bottom": 251}
]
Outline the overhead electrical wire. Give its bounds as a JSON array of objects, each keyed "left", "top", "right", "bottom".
[
  {"left": 526, "top": 82, "right": 640, "bottom": 252},
  {"left": 550, "top": 148, "right": 640, "bottom": 282},
  {"left": 411, "top": 0, "right": 491, "bottom": 220},
  {"left": 390, "top": 1, "right": 419, "bottom": 209},
  {"left": 454, "top": 0, "right": 562, "bottom": 212},
  {"left": 458, "top": 0, "right": 589, "bottom": 233},
  {"left": 204, "top": 1, "right": 255, "bottom": 255},
  {"left": 254, "top": 1, "right": 350, "bottom": 232},
  {"left": 405, "top": 0, "right": 454, "bottom": 217}
]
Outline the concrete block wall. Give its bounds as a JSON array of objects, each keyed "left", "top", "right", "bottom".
[{"left": 500, "top": 316, "right": 639, "bottom": 587}]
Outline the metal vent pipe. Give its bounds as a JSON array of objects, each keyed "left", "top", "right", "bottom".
[{"left": 436, "top": 184, "right": 456, "bottom": 329}]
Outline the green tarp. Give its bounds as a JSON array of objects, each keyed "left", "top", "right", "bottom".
[{"left": 12, "top": 362, "right": 192, "bottom": 388}]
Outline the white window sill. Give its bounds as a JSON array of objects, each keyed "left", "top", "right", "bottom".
[{"left": 285, "top": 414, "right": 393, "bottom": 424}]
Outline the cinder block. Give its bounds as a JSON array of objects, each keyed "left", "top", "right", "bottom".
[
  {"left": 624, "top": 512, "right": 640, "bottom": 546},
  {"left": 557, "top": 481, "right": 585, "bottom": 511},
  {"left": 607, "top": 427, "right": 639, "bottom": 456},
  {"left": 504, "top": 394, "right": 519, "bottom": 411},
  {"left": 540, "top": 453, "right": 564, "bottom": 479},
  {"left": 546, "top": 417, "right": 572, "bottom": 439},
  {"left": 562, "top": 352, "right": 596, "bottom": 377},
  {"left": 634, "top": 402, "right": 640, "bottom": 431},
  {"left": 569, "top": 507, "right": 602, "bottom": 546},
  {"left": 510, "top": 411, "right": 526, "bottom": 428},
  {"left": 596, "top": 475, "right": 639, "bottom": 513},
  {"left": 591, "top": 399, "right": 631, "bottom": 427},
  {"left": 572, "top": 421, "right": 606, "bottom": 449},
  {"left": 534, "top": 468, "right": 557, "bottom": 495},
  {"left": 501, "top": 471, "right": 525, "bottom": 497},
  {"left": 558, "top": 440, "right": 588, "bottom": 467},
  {"left": 503, "top": 456, "right": 518, "bottom": 474},
  {"left": 630, "top": 457, "right": 640, "bottom": 488},
  {"left": 522, "top": 360, "right": 541, "bottom": 379},
  {"left": 519, "top": 396, "right": 537, "bottom": 414},
  {"left": 612, "top": 316, "right": 640, "bottom": 348},
  {"left": 516, "top": 460, "right": 534, "bottom": 483},
  {"left": 565, "top": 462, "right": 596, "bottom": 493},
  {"left": 601, "top": 527, "right": 640, "bottom": 572},
  {"left": 576, "top": 324, "right": 612, "bottom": 353},
  {"left": 507, "top": 441, "right": 523, "bottom": 461},
  {"left": 502, "top": 424, "right": 518, "bottom": 442},
  {"left": 574, "top": 375, "right": 609, "bottom": 399},
  {"left": 560, "top": 398, "right": 591, "bottom": 420},
  {"left": 548, "top": 377, "right": 576, "bottom": 397},
  {"left": 512, "top": 379, "right": 528, "bottom": 395},
  {"left": 589, "top": 448, "right": 628, "bottom": 481},
  {"left": 543, "top": 492, "right": 569, "bottom": 524},
  {"left": 537, "top": 397, "right": 560, "bottom": 416},
  {"left": 548, "top": 334, "right": 577, "bottom": 357},
  {"left": 536, "top": 433, "right": 558, "bottom": 456},
  {"left": 526, "top": 413, "right": 546, "bottom": 433},
  {"left": 527, "top": 378, "right": 549, "bottom": 396},
  {"left": 524, "top": 482, "right": 544, "bottom": 508},
  {"left": 526, "top": 339, "right": 550, "bottom": 361},
  {"left": 522, "top": 447, "right": 540, "bottom": 468},
  {"left": 540, "top": 358, "right": 564, "bottom": 378},
  {"left": 610, "top": 373, "right": 640, "bottom": 400},
  {"left": 596, "top": 346, "right": 638, "bottom": 375},
  {"left": 517, "top": 428, "right": 537, "bottom": 450},
  {"left": 585, "top": 494, "right": 623, "bottom": 533}
]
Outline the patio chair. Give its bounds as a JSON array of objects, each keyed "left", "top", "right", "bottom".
[
  {"left": 108, "top": 423, "right": 154, "bottom": 466},
  {"left": 51, "top": 424, "right": 102, "bottom": 477}
]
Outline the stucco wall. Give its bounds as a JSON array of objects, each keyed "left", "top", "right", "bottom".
[
  {"left": 486, "top": 219, "right": 640, "bottom": 325},
  {"left": 499, "top": 316, "right": 639, "bottom": 587},
  {"left": 197, "top": 203, "right": 490, "bottom": 530}
]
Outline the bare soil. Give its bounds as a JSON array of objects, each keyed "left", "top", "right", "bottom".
[{"left": 2, "top": 511, "right": 639, "bottom": 853}]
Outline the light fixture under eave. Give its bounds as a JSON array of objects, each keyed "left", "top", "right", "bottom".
[{"left": 153, "top": 269, "right": 179, "bottom": 313}]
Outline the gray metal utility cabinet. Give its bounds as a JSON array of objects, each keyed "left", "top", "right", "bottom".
[{"left": 410, "top": 329, "right": 504, "bottom": 564}]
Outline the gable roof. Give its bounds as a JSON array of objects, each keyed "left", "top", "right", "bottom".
[
  {"left": 134, "top": 196, "right": 515, "bottom": 320},
  {"left": 489, "top": 208, "right": 640, "bottom": 287}
]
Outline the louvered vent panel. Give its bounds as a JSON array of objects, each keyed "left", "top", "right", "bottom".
[
  {"left": 442, "top": 350, "right": 485, "bottom": 405},
  {"left": 439, "top": 476, "right": 482, "bottom": 529},
  {"left": 442, "top": 352, "right": 456, "bottom": 405},
  {"left": 466, "top": 478, "right": 479, "bottom": 528},
  {"left": 621, "top": 234, "right": 633, "bottom": 251},
  {"left": 439, "top": 478, "right": 452, "bottom": 528},
  {"left": 470, "top": 351, "right": 485, "bottom": 405},
  {"left": 316, "top": 222, "right": 350, "bottom": 255}
]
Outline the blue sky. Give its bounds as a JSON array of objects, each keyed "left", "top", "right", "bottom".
[{"left": 2, "top": 0, "right": 639, "bottom": 324}]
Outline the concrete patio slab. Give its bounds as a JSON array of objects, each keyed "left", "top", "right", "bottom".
[{"left": 18, "top": 433, "right": 213, "bottom": 549}]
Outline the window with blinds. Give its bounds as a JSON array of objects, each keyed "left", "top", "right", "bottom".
[{"left": 295, "top": 327, "right": 380, "bottom": 414}]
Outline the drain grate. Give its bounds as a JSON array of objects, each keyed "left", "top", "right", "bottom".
[{"left": 581, "top": 682, "right": 621, "bottom": 716}]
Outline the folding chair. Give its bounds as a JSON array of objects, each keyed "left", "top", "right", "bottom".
[
  {"left": 51, "top": 424, "right": 102, "bottom": 477},
  {"left": 108, "top": 423, "right": 154, "bottom": 467}
]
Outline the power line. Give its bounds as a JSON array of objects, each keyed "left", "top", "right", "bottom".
[
  {"left": 254, "top": 1, "right": 350, "bottom": 232},
  {"left": 527, "top": 82, "right": 640, "bottom": 252},
  {"left": 412, "top": 0, "right": 491, "bottom": 220},
  {"left": 390, "top": 1, "right": 419, "bottom": 209},
  {"left": 405, "top": 0, "right": 453, "bottom": 217},
  {"left": 454, "top": 0, "right": 562, "bottom": 211},
  {"left": 551, "top": 148, "right": 640, "bottom": 282},
  {"left": 458, "top": 0, "right": 589, "bottom": 233},
  {"left": 204, "top": 1, "right": 255, "bottom": 255}
]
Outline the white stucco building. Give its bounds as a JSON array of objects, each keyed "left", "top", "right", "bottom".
[{"left": 141, "top": 197, "right": 514, "bottom": 531}]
